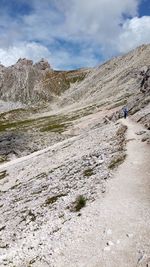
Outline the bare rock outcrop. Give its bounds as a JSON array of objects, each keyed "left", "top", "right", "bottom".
[
  {"left": 140, "top": 66, "right": 150, "bottom": 93},
  {"left": 34, "top": 58, "right": 51, "bottom": 70},
  {"left": 16, "top": 58, "right": 33, "bottom": 66},
  {"left": 0, "top": 58, "right": 89, "bottom": 104}
]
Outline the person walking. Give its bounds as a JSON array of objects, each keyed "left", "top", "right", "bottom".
[{"left": 123, "top": 106, "right": 128, "bottom": 119}]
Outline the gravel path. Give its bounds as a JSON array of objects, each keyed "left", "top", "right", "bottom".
[
  {"left": 53, "top": 118, "right": 150, "bottom": 267},
  {"left": 0, "top": 118, "right": 149, "bottom": 267}
]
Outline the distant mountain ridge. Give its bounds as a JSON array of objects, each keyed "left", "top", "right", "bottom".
[
  {"left": 0, "top": 44, "right": 149, "bottom": 108},
  {"left": 0, "top": 58, "right": 90, "bottom": 104}
]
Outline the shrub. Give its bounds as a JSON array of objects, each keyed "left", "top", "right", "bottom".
[
  {"left": 108, "top": 154, "right": 126, "bottom": 169},
  {"left": 74, "top": 195, "right": 86, "bottom": 212},
  {"left": 45, "top": 193, "right": 67, "bottom": 206},
  {"left": 0, "top": 170, "right": 7, "bottom": 180},
  {"left": 83, "top": 168, "right": 93, "bottom": 177}
]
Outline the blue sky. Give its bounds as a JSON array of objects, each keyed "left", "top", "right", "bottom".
[
  {"left": 0, "top": 0, "right": 150, "bottom": 70},
  {"left": 139, "top": 0, "right": 150, "bottom": 16}
]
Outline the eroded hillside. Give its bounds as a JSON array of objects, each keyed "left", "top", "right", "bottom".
[
  {"left": 0, "top": 58, "right": 90, "bottom": 104},
  {"left": 0, "top": 44, "right": 149, "bottom": 267}
]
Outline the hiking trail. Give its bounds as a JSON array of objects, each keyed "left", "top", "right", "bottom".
[{"left": 54, "top": 118, "right": 150, "bottom": 267}]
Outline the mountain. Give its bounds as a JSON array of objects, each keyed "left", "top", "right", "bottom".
[
  {"left": 0, "top": 45, "right": 149, "bottom": 112},
  {"left": 0, "top": 58, "right": 90, "bottom": 104},
  {"left": 0, "top": 45, "right": 149, "bottom": 267},
  {"left": 59, "top": 44, "right": 150, "bottom": 107}
]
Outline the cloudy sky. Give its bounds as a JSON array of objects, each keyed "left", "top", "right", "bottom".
[{"left": 0, "top": 0, "right": 150, "bottom": 69}]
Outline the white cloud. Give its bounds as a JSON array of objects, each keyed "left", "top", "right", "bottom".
[
  {"left": 117, "top": 16, "right": 150, "bottom": 53},
  {"left": 0, "top": 41, "right": 99, "bottom": 70},
  {"left": 60, "top": 0, "right": 139, "bottom": 41},
  {"left": 0, "top": 0, "right": 150, "bottom": 69},
  {"left": 0, "top": 42, "right": 52, "bottom": 66},
  {"left": 22, "top": 0, "right": 140, "bottom": 45}
]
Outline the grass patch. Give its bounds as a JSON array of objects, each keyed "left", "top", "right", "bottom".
[
  {"left": 40, "top": 122, "right": 69, "bottom": 133},
  {"left": 45, "top": 193, "right": 67, "bottom": 205},
  {"left": 108, "top": 154, "right": 126, "bottom": 169},
  {"left": 0, "top": 155, "right": 7, "bottom": 163},
  {"left": 0, "top": 170, "right": 7, "bottom": 180},
  {"left": 34, "top": 172, "right": 48, "bottom": 180},
  {"left": 28, "top": 210, "right": 36, "bottom": 221},
  {"left": 0, "top": 103, "right": 103, "bottom": 134},
  {"left": 73, "top": 195, "right": 86, "bottom": 212},
  {"left": 0, "top": 102, "right": 100, "bottom": 134},
  {"left": 0, "top": 118, "right": 36, "bottom": 132},
  {"left": 83, "top": 168, "right": 94, "bottom": 177}
]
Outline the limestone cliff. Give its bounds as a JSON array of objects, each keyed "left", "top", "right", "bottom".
[{"left": 0, "top": 58, "right": 89, "bottom": 104}]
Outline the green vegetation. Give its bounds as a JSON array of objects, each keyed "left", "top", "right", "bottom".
[
  {"left": 40, "top": 122, "right": 69, "bottom": 133},
  {"left": 0, "top": 118, "right": 36, "bottom": 132},
  {"left": 0, "top": 111, "right": 78, "bottom": 133},
  {"left": 0, "top": 155, "right": 7, "bottom": 163},
  {"left": 45, "top": 193, "right": 67, "bottom": 206},
  {"left": 34, "top": 172, "right": 48, "bottom": 180},
  {"left": 108, "top": 154, "right": 126, "bottom": 169},
  {"left": 28, "top": 210, "right": 36, "bottom": 221},
  {"left": 0, "top": 102, "right": 102, "bottom": 134},
  {"left": 83, "top": 168, "right": 94, "bottom": 177},
  {"left": 74, "top": 195, "right": 86, "bottom": 212},
  {"left": 0, "top": 170, "right": 7, "bottom": 180}
]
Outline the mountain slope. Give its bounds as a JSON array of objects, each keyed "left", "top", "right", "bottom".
[
  {"left": 0, "top": 45, "right": 149, "bottom": 267},
  {"left": 59, "top": 44, "right": 150, "bottom": 109},
  {"left": 0, "top": 58, "right": 90, "bottom": 104}
]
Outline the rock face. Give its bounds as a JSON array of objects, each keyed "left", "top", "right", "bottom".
[
  {"left": 59, "top": 44, "right": 150, "bottom": 109},
  {"left": 0, "top": 45, "right": 149, "bottom": 107},
  {"left": 34, "top": 58, "right": 51, "bottom": 70},
  {"left": 140, "top": 66, "right": 150, "bottom": 93},
  {"left": 0, "top": 59, "right": 47, "bottom": 103},
  {"left": 16, "top": 58, "right": 33, "bottom": 67},
  {"left": 0, "top": 58, "right": 89, "bottom": 104}
]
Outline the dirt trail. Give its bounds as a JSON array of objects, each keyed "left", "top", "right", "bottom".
[
  {"left": 54, "top": 118, "right": 150, "bottom": 267},
  {"left": 0, "top": 135, "right": 78, "bottom": 171}
]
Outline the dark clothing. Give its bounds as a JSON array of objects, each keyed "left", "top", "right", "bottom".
[{"left": 123, "top": 107, "right": 128, "bottom": 119}]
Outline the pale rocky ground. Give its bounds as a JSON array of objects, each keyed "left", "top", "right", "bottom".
[
  {"left": 0, "top": 44, "right": 149, "bottom": 267},
  {"left": 0, "top": 116, "right": 149, "bottom": 267},
  {"left": 53, "top": 118, "right": 150, "bottom": 267},
  {"left": 0, "top": 120, "right": 123, "bottom": 266},
  {"left": 0, "top": 100, "right": 25, "bottom": 113}
]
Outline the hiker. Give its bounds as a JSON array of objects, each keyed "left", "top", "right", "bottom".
[{"left": 123, "top": 106, "right": 128, "bottom": 119}]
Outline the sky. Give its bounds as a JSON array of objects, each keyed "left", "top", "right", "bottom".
[{"left": 0, "top": 0, "right": 150, "bottom": 70}]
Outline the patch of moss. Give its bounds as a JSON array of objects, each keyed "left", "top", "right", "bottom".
[
  {"left": 11, "top": 182, "right": 21, "bottom": 190},
  {"left": 0, "top": 170, "right": 7, "bottom": 180},
  {"left": 0, "top": 118, "right": 36, "bottom": 132},
  {"left": 0, "top": 102, "right": 101, "bottom": 135},
  {"left": 108, "top": 154, "right": 126, "bottom": 169},
  {"left": 73, "top": 195, "right": 86, "bottom": 212},
  {"left": 45, "top": 193, "right": 67, "bottom": 205},
  {"left": 40, "top": 122, "right": 69, "bottom": 133},
  {"left": 34, "top": 172, "right": 48, "bottom": 180},
  {"left": 0, "top": 155, "right": 7, "bottom": 163},
  {"left": 83, "top": 168, "right": 94, "bottom": 177}
]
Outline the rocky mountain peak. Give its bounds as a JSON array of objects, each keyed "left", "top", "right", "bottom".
[
  {"left": 16, "top": 58, "right": 33, "bottom": 66},
  {"left": 34, "top": 58, "right": 51, "bottom": 70}
]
